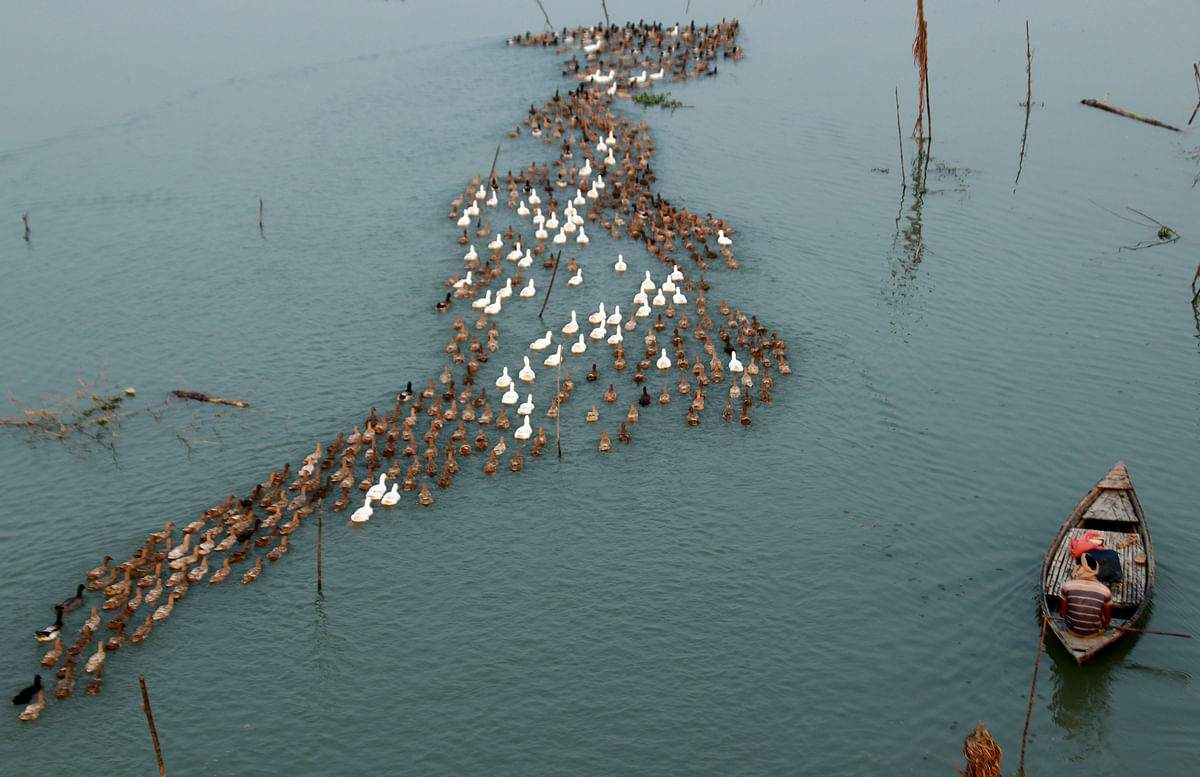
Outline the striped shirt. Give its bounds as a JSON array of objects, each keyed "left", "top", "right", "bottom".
[{"left": 1061, "top": 578, "right": 1111, "bottom": 635}]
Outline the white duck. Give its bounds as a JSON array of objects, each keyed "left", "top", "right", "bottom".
[
  {"left": 366, "top": 473, "right": 388, "bottom": 501},
  {"left": 518, "top": 249, "right": 533, "bottom": 268},
  {"left": 640, "top": 271, "right": 656, "bottom": 293},
  {"left": 575, "top": 226, "right": 589, "bottom": 244},
  {"left": 589, "top": 302, "right": 607, "bottom": 325},
  {"left": 380, "top": 484, "right": 401, "bottom": 507},
  {"left": 717, "top": 229, "right": 733, "bottom": 247},
  {"left": 520, "top": 278, "right": 538, "bottom": 298},
  {"left": 606, "top": 304, "right": 622, "bottom": 326},
  {"left": 496, "top": 278, "right": 513, "bottom": 300},
  {"left": 589, "top": 322, "right": 606, "bottom": 341},
  {"left": 614, "top": 253, "right": 627, "bottom": 272},
  {"left": 606, "top": 328, "right": 624, "bottom": 346},
  {"left": 495, "top": 366, "right": 513, "bottom": 390},
  {"left": 502, "top": 385, "right": 520, "bottom": 405},
  {"left": 570, "top": 334, "right": 588, "bottom": 355},
  {"left": 464, "top": 245, "right": 478, "bottom": 263},
  {"left": 657, "top": 350, "right": 672, "bottom": 370},
  {"left": 518, "top": 356, "right": 536, "bottom": 383},
  {"left": 483, "top": 291, "right": 502, "bottom": 315},
  {"left": 351, "top": 497, "right": 374, "bottom": 523},
  {"left": 487, "top": 233, "right": 503, "bottom": 250},
  {"left": 517, "top": 394, "right": 535, "bottom": 416},
  {"left": 517, "top": 200, "right": 530, "bottom": 217},
  {"left": 514, "top": 416, "right": 533, "bottom": 440},
  {"left": 728, "top": 351, "right": 745, "bottom": 373},
  {"left": 472, "top": 289, "right": 493, "bottom": 310},
  {"left": 567, "top": 267, "right": 583, "bottom": 286},
  {"left": 543, "top": 344, "right": 564, "bottom": 367},
  {"left": 562, "top": 310, "right": 579, "bottom": 335},
  {"left": 530, "top": 330, "right": 553, "bottom": 350},
  {"left": 507, "top": 242, "right": 523, "bottom": 261}
]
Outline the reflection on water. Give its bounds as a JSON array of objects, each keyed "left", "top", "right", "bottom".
[{"left": 1049, "top": 657, "right": 1111, "bottom": 760}]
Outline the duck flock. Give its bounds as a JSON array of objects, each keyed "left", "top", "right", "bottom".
[{"left": 15, "top": 18, "right": 791, "bottom": 721}]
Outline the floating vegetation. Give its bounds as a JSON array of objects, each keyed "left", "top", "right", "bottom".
[
  {"left": 17, "top": 18, "right": 800, "bottom": 720},
  {"left": 632, "top": 91, "right": 687, "bottom": 109},
  {"left": 1, "top": 375, "right": 134, "bottom": 448}
]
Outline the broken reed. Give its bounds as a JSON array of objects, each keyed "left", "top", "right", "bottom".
[{"left": 912, "top": 0, "right": 931, "bottom": 142}]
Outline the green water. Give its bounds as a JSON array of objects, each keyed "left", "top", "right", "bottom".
[{"left": 2, "top": 1, "right": 1198, "bottom": 774}]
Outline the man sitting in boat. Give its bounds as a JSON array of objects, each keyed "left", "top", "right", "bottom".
[{"left": 1059, "top": 553, "right": 1112, "bottom": 637}]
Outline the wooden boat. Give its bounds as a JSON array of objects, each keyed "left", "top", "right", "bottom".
[{"left": 1040, "top": 461, "right": 1154, "bottom": 663}]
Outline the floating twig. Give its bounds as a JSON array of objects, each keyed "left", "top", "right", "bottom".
[
  {"left": 1081, "top": 98, "right": 1181, "bottom": 132},
  {"left": 172, "top": 390, "right": 249, "bottom": 408}
]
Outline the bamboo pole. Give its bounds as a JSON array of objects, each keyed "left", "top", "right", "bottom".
[
  {"left": 259, "top": 198, "right": 264, "bottom": 230},
  {"left": 22, "top": 211, "right": 30, "bottom": 241},
  {"left": 139, "top": 674, "right": 167, "bottom": 777},
  {"left": 1081, "top": 99, "right": 1181, "bottom": 132},
  {"left": 317, "top": 500, "right": 323, "bottom": 594},
  {"left": 1017, "top": 616, "right": 1047, "bottom": 777}
]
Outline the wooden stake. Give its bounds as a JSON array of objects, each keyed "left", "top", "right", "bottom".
[
  {"left": 1081, "top": 98, "right": 1181, "bottom": 132},
  {"left": 895, "top": 87, "right": 906, "bottom": 189},
  {"left": 601, "top": 0, "right": 610, "bottom": 27},
  {"left": 22, "top": 211, "right": 30, "bottom": 241},
  {"left": 317, "top": 500, "right": 323, "bottom": 594},
  {"left": 139, "top": 674, "right": 167, "bottom": 777},
  {"left": 1017, "top": 616, "right": 1047, "bottom": 777},
  {"left": 258, "top": 198, "right": 264, "bottom": 229}
]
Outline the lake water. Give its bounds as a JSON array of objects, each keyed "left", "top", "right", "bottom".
[{"left": 2, "top": 1, "right": 1198, "bottom": 774}]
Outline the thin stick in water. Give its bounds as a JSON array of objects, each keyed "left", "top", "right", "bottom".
[
  {"left": 317, "top": 499, "right": 323, "bottom": 594},
  {"left": 22, "top": 211, "right": 30, "bottom": 241},
  {"left": 535, "top": 0, "right": 552, "bottom": 30},
  {"left": 139, "top": 674, "right": 167, "bottom": 777},
  {"left": 538, "top": 250, "right": 562, "bottom": 319},
  {"left": 895, "top": 87, "right": 906, "bottom": 189},
  {"left": 1017, "top": 616, "right": 1047, "bottom": 777}
]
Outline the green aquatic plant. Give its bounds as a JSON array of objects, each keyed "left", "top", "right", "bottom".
[{"left": 632, "top": 91, "right": 688, "bottom": 109}]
